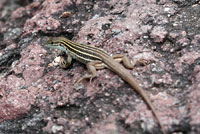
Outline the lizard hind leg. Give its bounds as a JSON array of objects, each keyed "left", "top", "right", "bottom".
[
  {"left": 112, "top": 54, "right": 135, "bottom": 69},
  {"left": 75, "top": 60, "right": 104, "bottom": 84},
  {"left": 112, "top": 54, "right": 150, "bottom": 69}
]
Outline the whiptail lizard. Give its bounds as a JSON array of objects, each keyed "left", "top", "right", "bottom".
[{"left": 45, "top": 37, "right": 166, "bottom": 134}]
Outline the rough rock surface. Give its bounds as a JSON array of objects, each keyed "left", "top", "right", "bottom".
[{"left": 0, "top": 0, "right": 200, "bottom": 134}]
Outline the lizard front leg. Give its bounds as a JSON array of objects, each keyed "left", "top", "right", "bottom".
[
  {"left": 59, "top": 54, "right": 72, "bottom": 68},
  {"left": 75, "top": 60, "right": 104, "bottom": 84},
  {"left": 49, "top": 52, "right": 72, "bottom": 69}
]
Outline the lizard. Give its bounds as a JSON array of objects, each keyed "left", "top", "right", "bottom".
[{"left": 45, "top": 36, "right": 166, "bottom": 134}]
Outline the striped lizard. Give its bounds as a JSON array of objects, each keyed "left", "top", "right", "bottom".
[{"left": 45, "top": 37, "right": 166, "bottom": 134}]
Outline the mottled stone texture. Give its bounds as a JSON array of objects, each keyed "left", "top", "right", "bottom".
[{"left": 0, "top": 0, "right": 200, "bottom": 134}]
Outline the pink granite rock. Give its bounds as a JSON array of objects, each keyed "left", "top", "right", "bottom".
[{"left": 0, "top": 0, "right": 199, "bottom": 134}]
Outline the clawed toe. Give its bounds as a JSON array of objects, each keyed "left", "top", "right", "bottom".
[{"left": 74, "top": 74, "right": 95, "bottom": 85}]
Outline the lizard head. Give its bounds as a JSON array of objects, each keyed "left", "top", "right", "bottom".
[{"left": 44, "top": 37, "right": 67, "bottom": 52}]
